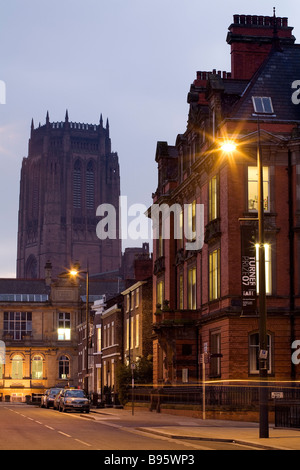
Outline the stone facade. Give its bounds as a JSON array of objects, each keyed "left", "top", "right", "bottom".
[{"left": 0, "top": 272, "right": 81, "bottom": 401}]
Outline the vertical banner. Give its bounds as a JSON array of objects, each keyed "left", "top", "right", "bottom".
[{"left": 241, "top": 226, "right": 257, "bottom": 315}]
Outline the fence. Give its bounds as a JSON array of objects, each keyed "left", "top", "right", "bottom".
[{"left": 128, "top": 384, "right": 300, "bottom": 412}]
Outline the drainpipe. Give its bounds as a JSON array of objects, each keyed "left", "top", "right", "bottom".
[{"left": 288, "top": 148, "right": 296, "bottom": 380}]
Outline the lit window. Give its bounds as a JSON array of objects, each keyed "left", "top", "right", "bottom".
[
  {"left": 255, "top": 244, "right": 272, "bottom": 295},
  {"left": 209, "top": 176, "right": 218, "bottom": 221},
  {"left": 209, "top": 249, "right": 220, "bottom": 301},
  {"left": 97, "top": 326, "right": 102, "bottom": 353},
  {"left": 186, "top": 201, "right": 196, "bottom": 242},
  {"left": 248, "top": 166, "right": 270, "bottom": 212},
  {"left": 156, "top": 280, "right": 164, "bottom": 307},
  {"left": 58, "top": 313, "right": 71, "bottom": 341},
  {"left": 12, "top": 355, "right": 23, "bottom": 380},
  {"left": 32, "top": 355, "right": 43, "bottom": 380},
  {"left": 136, "top": 315, "right": 139, "bottom": 348},
  {"left": 252, "top": 96, "right": 274, "bottom": 114},
  {"left": 188, "top": 267, "right": 196, "bottom": 310}
]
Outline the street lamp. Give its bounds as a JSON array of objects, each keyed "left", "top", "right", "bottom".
[
  {"left": 221, "top": 128, "right": 269, "bottom": 438},
  {"left": 70, "top": 267, "right": 90, "bottom": 396}
]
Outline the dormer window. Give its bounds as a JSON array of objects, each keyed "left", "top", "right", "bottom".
[{"left": 252, "top": 96, "right": 274, "bottom": 114}]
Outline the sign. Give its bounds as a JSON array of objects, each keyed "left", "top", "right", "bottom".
[
  {"left": 271, "top": 392, "right": 283, "bottom": 399},
  {"left": 241, "top": 226, "right": 257, "bottom": 314}
]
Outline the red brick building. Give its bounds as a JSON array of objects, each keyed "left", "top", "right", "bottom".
[{"left": 151, "top": 13, "right": 300, "bottom": 385}]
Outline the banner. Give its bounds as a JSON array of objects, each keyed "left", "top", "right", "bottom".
[{"left": 241, "top": 226, "right": 257, "bottom": 315}]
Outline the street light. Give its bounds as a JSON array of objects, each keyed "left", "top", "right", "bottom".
[
  {"left": 221, "top": 127, "right": 269, "bottom": 438},
  {"left": 69, "top": 267, "right": 90, "bottom": 396}
]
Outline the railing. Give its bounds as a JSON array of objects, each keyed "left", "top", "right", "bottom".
[{"left": 128, "top": 385, "right": 300, "bottom": 411}]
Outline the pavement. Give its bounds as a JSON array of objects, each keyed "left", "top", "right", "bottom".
[{"left": 88, "top": 406, "right": 300, "bottom": 450}]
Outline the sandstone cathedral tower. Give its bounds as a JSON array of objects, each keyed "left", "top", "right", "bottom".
[{"left": 17, "top": 111, "right": 121, "bottom": 279}]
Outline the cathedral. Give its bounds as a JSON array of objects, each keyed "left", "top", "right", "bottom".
[{"left": 17, "top": 111, "right": 121, "bottom": 279}]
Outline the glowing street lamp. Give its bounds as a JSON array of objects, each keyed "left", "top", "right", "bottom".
[
  {"left": 69, "top": 267, "right": 90, "bottom": 396},
  {"left": 220, "top": 141, "right": 237, "bottom": 153},
  {"left": 221, "top": 131, "right": 269, "bottom": 438}
]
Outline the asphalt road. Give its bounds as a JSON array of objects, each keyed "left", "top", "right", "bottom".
[{"left": 0, "top": 404, "right": 261, "bottom": 452}]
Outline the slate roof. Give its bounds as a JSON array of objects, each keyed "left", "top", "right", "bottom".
[
  {"left": 0, "top": 279, "right": 50, "bottom": 295},
  {"left": 229, "top": 44, "right": 300, "bottom": 122}
]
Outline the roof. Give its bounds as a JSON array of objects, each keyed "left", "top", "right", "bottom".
[{"left": 229, "top": 44, "right": 300, "bottom": 122}]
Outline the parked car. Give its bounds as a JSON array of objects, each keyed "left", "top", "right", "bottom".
[
  {"left": 40, "top": 388, "right": 63, "bottom": 409},
  {"left": 56, "top": 389, "right": 90, "bottom": 413},
  {"left": 53, "top": 389, "right": 65, "bottom": 410}
]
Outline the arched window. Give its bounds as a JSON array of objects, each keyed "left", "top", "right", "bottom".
[
  {"left": 73, "top": 160, "right": 82, "bottom": 209},
  {"left": 86, "top": 160, "right": 95, "bottom": 210},
  {"left": 32, "top": 355, "right": 43, "bottom": 380},
  {"left": 25, "top": 255, "right": 37, "bottom": 279},
  {"left": 12, "top": 355, "right": 23, "bottom": 380},
  {"left": 59, "top": 355, "right": 70, "bottom": 380}
]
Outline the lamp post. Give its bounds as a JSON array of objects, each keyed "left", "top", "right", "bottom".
[
  {"left": 70, "top": 267, "right": 90, "bottom": 396},
  {"left": 256, "top": 117, "right": 269, "bottom": 439},
  {"left": 221, "top": 130, "right": 269, "bottom": 438}
]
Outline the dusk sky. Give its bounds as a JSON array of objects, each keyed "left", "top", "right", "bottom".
[{"left": 0, "top": 0, "right": 298, "bottom": 277}]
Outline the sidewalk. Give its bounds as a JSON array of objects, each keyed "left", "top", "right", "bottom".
[{"left": 89, "top": 407, "right": 300, "bottom": 450}]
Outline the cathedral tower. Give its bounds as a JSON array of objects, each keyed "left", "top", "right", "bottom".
[{"left": 17, "top": 111, "right": 121, "bottom": 279}]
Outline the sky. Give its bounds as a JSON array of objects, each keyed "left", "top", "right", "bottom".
[{"left": 0, "top": 0, "right": 298, "bottom": 277}]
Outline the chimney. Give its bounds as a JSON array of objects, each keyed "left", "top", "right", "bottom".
[{"left": 227, "top": 13, "right": 295, "bottom": 79}]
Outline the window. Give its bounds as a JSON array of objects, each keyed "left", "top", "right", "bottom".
[
  {"left": 58, "top": 313, "right": 71, "bottom": 341},
  {"left": 126, "top": 319, "right": 129, "bottom": 350},
  {"left": 248, "top": 167, "right": 270, "bottom": 212},
  {"left": 156, "top": 279, "right": 164, "bottom": 307},
  {"left": 209, "top": 175, "right": 218, "bottom": 221},
  {"left": 179, "top": 273, "right": 184, "bottom": 309},
  {"left": 209, "top": 249, "right": 220, "bottom": 301},
  {"left": 136, "top": 315, "right": 139, "bottom": 348},
  {"left": 97, "top": 326, "right": 102, "bottom": 353},
  {"left": 59, "top": 355, "right": 70, "bottom": 379},
  {"left": 210, "top": 332, "right": 221, "bottom": 377},
  {"left": 111, "top": 322, "right": 115, "bottom": 346},
  {"left": 255, "top": 244, "right": 272, "bottom": 295},
  {"left": 252, "top": 96, "right": 274, "bottom": 114},
  {"left": 86, "top": 160, "right": 95, "bottom": 210},
  {"left": 12, "top": 355, "right": 23, "bottom": 380},
  {"left": 188, "top": 267, "right": 196, "bottom": 310},
  {"left": 186, "top": 200, "right": 196, "bottom": 242},
  {"left": 4, "top": 312, "right": 32, "bottom": 341},
  {"left": 249, "top": 333, "right": 271, "bottom": 374},
  {"left": 135, "top": 289, "right": 139, "bottom": 308},
  {"left": 73, "top": 160, "right": 82, "bottom": 209},
  {"left": 32, "top": 355, "right": 43, "bottom": 380}
]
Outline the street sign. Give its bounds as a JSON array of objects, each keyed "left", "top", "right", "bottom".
[{"left": 271, "top": 392, "right": 283, "bottom": 399}]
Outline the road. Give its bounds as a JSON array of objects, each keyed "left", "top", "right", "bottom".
[{"left": 0, "top": 403, "right": 261, "bottom": 452}]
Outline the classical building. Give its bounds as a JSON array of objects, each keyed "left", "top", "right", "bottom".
[
  {"left": 150, "top": 13, "right": 300, "bottom": 385},
  {"left": 17, "top": 112, "right": 121, "bottom": 279},
  {"left": 0, "top": 267, "right": 81, "bottom": 401}
]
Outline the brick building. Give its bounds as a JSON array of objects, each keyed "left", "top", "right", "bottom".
[
  {"left": 150, "top": 13, "right": 300, "bottom": 385},
  {"left": 17, "top": 112, "right": 121, "bottom": 279}
]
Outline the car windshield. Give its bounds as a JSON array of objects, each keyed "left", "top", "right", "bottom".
[
  {"left": 65, "top": 390, "right": 86, "bottom": 398},
  {"left": 50, "top": 389, "right": 61, "bottom": 396}
]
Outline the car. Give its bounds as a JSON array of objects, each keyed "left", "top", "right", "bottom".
[
  {"left": 53, "top": 389, "right": 65, "bottom": 410},
  {"left": 40, "top": 388, "right": 63, "bottom": 409},
  {"left": 56, "top": 389, "right": 90, "bottom": 413}
]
